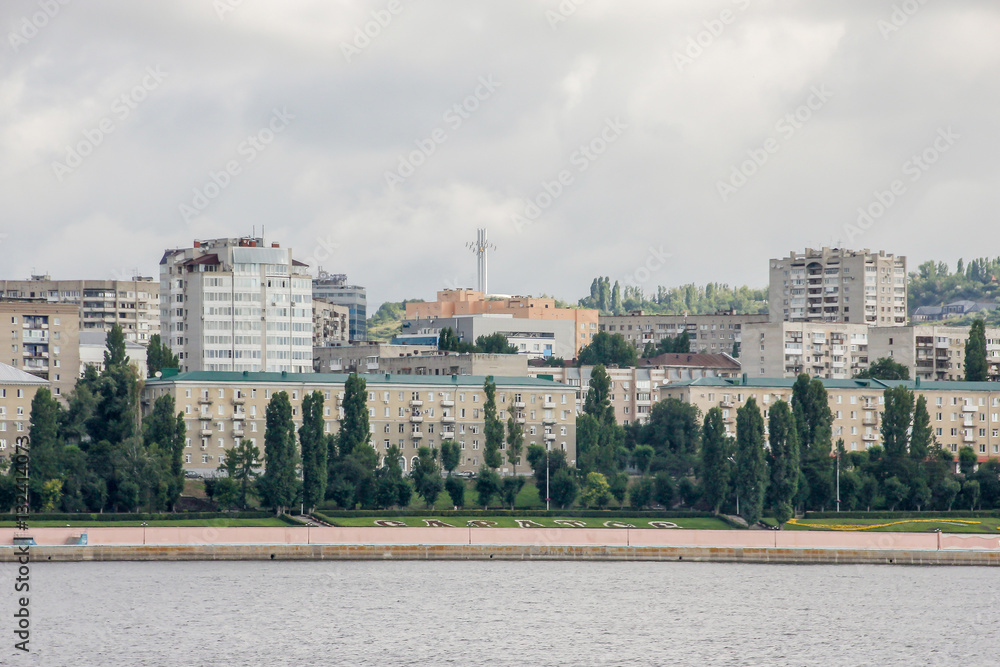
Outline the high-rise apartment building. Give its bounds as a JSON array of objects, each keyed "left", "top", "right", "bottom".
[
  {"left": 599, "top": 311, "right": 769, "bottom": 355},
  {"left": 0, "top": 301, "right": 80, "bottom": 400},
  {"left": 769, "top": 248, "right": 907, "bottom": 326},
  {"left": 742, "top": 321, "right": 871, "bottom": 380},
  {"left": 160, "top": 237, "right": 313, "bottom": 373},
  {"left": 312, "top": 270, "right": 367, "bottom": 341},
  {"left": 0, "top": 275, "right": 160, "bottom": 344},
  {"left": 868, "top": 325, "right": 1000, "bottom": 382}
]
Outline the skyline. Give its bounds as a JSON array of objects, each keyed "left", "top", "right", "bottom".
[{"left": 2, "top": 0, "right": 998, "bottom": 311}]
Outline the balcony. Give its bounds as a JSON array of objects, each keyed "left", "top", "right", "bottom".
[
  {"left": 440, "top": 400, "right": 454, "bottom": 407},
  {"left": 441, "top": 415, "right": 455, "bottom": 423},
  {"left": 233, "top": 429, "right": 245, "bottom": 438},
  {"left": 409, "top": 415, "right": 423, "bottom": 423},
  {"left": 442, "top": 429, "right": 455, "bottom": 439},
  {"left": 232, "top": 396, "right": 245, "bottom": 405},
  {"left": 543, "top": 401, "right": 555, "bottom": 409},
  {"left": 963, "top": 419, "right": 975, "bottom": 428},
  {"left": 513, "top": 401, "right": 526, "bottom": 409},
  {"left": 410, "top": 400, "right": 423, "bottom": 407},
  {"left": 542, "top": 417, "right": 556, "bottom": 425},
  {"left": 862, "top": 416, "right": 877, "bottom": 426},
  {"left": 862, "top": 433, "right": 878, "bottom": 442},
  {"left": 720, "top": 400, "right": 734, "bottom": 408},
  {"left": 516, "top": 417, "right": 526, "bottom": 424},
  {"left": 200, "top": 429, "right": 213, "bottom": 437},
  {"left": 198, "top": 397, "right": 212, "bottom": 405},
  {"left": 232, "top": 413, "right": 245, "bottom": 421},
  {"left": 411, "top": 430, "right": 423, "bottom": 439},
  {"left": 544, "top": 432, "right": 556, "bottom": 441},
  {"left": 964, "top": 434, "right": 975, "bottom": 443},
  {"left": 962, "top": 405, "right": 976, "bottom": 413}
]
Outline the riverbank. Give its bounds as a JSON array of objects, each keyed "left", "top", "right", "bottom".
[{"left": 3, "top": 526, "right": 1000, "bottom": 564}]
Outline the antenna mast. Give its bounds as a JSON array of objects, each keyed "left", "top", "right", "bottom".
[{"left": 465, "top": 228, "right": 496, "bottom": 295}]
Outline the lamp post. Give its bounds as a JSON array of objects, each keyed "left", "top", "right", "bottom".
[
  {"left": 836, "top": 448, "right": 841, "bottom": 513},
  {"left": 545, "top": 448, "right": 550, "bottom": 512}
]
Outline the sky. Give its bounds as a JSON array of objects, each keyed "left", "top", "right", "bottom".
[{"left": 1, "top": 0, "right": 998, "bottom": 312}]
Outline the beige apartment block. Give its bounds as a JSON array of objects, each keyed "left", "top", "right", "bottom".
[
  {"left": 661, "top": 376, "right": 1000, "bottom": 462},
  {"left": 312, "top": 300, "right": 350, "bottom": 348},
  {"left": 0, "top": 362, "right": 48, "bottom": 458},
  {"left": 769, "top": 248, "right": 906, "bottom": 326},
  {"left": 599, "top": 311, "right": 768, "bottom": 356},
  {"left": 528, "top": 354, "right": 740, "bottom": 425},
  {"left": 143, "top": 371, "right": 576, "bottom": 475},
  {"left": 868, "top": 325, "right": 1000, "bottom": 382},
  {"left": 313, "top": 342, "right": 439, "bottom": 373},
  {"left": 743, "top": 321, "right": 871, "bottom": 380},
  {"left": 0, "top": 275, "right": 160, "bottom": 344},
  {"left": 0, "top": 301, "right": 80, "bottom": 401}
]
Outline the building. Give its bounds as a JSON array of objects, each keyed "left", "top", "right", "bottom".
[
  {"left": 314, "top": 343, "right": 524, "bottom": 376},
  {"left": 660, "top": 376, "right": 1000, "bottom": 461},
  {"left": 0, "top": 301, "right": 80, "bottom": 400},
  {"left": 405, "top": 289, "right": 599, "bottom": 355},
  {"left": 913, "top": 300, "right": 996, "bottom": 322},
  {"left": 312, "top": 300, "right": 350, "bottom": 348},
  {"left": 598, "top": 311, "right": 769, "bottom": 355},
  {"left": 0, "top": 362, "right": 48, "bottom": 456},
  {"left": 868, "top": 325, "right": 1000, "bottom": 381},
  {"left": 742, "top": 321, "right": 871, "bottom": 380},
  {"left": 312, "top": 270, "right": 367, "bottom": 341},
  {"left": 142, "top": 370, "right": 576, "bottom": 475},
  {"left": 529, "top": 354, "right": 740, "bottom": 425},
  {"left": 768, "top": 248, "right": 907, "bottom": 326},
  {"left": 79, "top": 331, "right": 148, "bottom": 378},
  {"left": 0, "top": 275, "right": 160, "bottom": 344},
  {"left": 400, "top": 315, "right": 578, "bottom": 360},
  {"left": 314, "top": 342, "right": 439, "bottom": 373},
  {"left": 160, "top": 237, "right": 313, "bottom": 373}
]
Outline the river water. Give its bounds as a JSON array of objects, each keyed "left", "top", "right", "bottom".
[{"left": 4, "top": 560, "right": 999, "bottom": 666}]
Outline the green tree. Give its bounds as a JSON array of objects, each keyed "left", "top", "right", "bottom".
[
  {"left": 299, "top": 391, "right": 327, "bottom": 512},
  {"left": 339, "top": 374, "right": 370, "bottom": 457},
  {"left": 580, "top": 472, "right": 612, "bottom": 508},
  {"left": 735, "top": 397, "right": 767, "bottom": 525},
  {"left": 87, "top": 324, "right": 140, "bottom": 446},
  {"left": 609, "top": 471, "right": 628, "bottom": 506},
  {"left": 910, "top": 395, "right": 932, "bottom": 461},
  {"left": 375, "top": 445, "right": 410, "bottom": 509},
  {"left": 549, "top": 467, "right": 578, "bottom": 508},
  {"left": 145, "top": 333, "right": 179, "bottom": 378},
  {"left": 958, "top": 446, "right": 978, "bottom": 477},
  {"left": 767, "top": 400, "right": 799, "bottom": 525},
  {"left": 638, "top": 398, "right": 701, "bottom": 476},
  {"left": 577, "top": 332, "right": 638, "bottom": 367},
  {"left": 483, "top": 377, "right": 504, "bottom": 469},
  {"left": 259, "top": 391, "right": 299, "bottom": 514},
  {"left": 440, "top": 440, "right": 461, "bottom": 475},
  {"left": 500, "top": 476, "right": 525, "bottom": 509},
  {"left": 792, "top": 375, "right": 834, "bottom": 511},
  {"left": 219, "top": 439, "right": 260, "bottom": 509},
  {"left": 474, "top": 332, "right": 518, "bottom": 354},
  {"left": 652, "top": 471, "right": 675, "bottom": 508},
  {"left": 881, "top": 385, "right": 914, "bottom": 460},
  {"left": 28, "top": 387, "right": 64, "bottom": 508},
  {"left": 960, "top": 479, "right": 981, "bottom": 511},
  {"left": 883, "top": 476, "right": 909, "bottom": 511},
  {"left": 966, "top": 319, "right": 988, "bottom": 381},
  {"left": 445, "top": 475, "right": 465, "bottom": 508},
  {"left": 505, "top": 408, "right": 524, "bottom": 473},
  {"left": 526, "top": 445, "right": 567, "bottom": 502},
  {"left": 628, "top": 476, "right": 654, "bottom": 508},
  {"left": 631, "top": 444, "right": 655, "bottom": 475},
  {"left": 475, "top": 465, "right": 501, "bottom": 508},
  {"left": 142, "top": 393, "right": 187, "bottom": 509},
  {"left": 583, "top": 364, "right": 614, "bottom": 422},
  {"left": 699, "top": 407, "right": 730, "bottom": 513},
  {"left": 856, "top": 357, "right": 910, "bottom": 380},
  {"left": 410, "top": 446, "right": 443, "bottom": 507}
]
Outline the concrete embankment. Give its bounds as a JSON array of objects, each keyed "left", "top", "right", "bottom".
[{"left": 3, "top": 527, "right": 1000, "bottom": 565}]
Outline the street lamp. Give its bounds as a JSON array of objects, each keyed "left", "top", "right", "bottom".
[{"left": 545, "top": 448, "right": 550, "bottom": 512}]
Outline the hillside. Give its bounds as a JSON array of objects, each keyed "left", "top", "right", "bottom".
[
  {"left": 578, "top": 277, "right": 768, "bottom": 315},
  {"left": 909, "top": 258, "right": 1000, "bottom": 312},
  {"left": 367, "top": 300, "right": 421, "bottom": 342}
]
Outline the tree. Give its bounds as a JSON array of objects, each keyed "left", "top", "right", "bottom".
[
  {"left": 87, "top": 324, "right": 140, "bottom": 446},
  {"left": 652, "top": 471, "right": 674, "bottom": 508},
  {"left": 960, "top": 479, "right": 981, "bottom": 511},
  {"left": 881, "top": 385, "right": 914, "bottom": 459},
  {"left": 767, "top": 400, "right": 799, "bottom": 525},
  {"left": 577, "top": 332, "right": 638, "bottom": 367},
  {"left": 527, "top": 445, "right": 567, "bottom": 502},
  {"left": 958, "top": 446, "right": 978, "bottom": 477},
  {"left": 28, "top": 387, "right": 63, "bottom": 506},
  {"left": 475, "top": 465, "right": 501, "bottom": 508},
  {"left": 474, "top": 332, "right": 518, "bottom": 354},
  {"left": 440, "top": 440, "right": 461, "bottom": 475},
  {"left": 792, "top": 375, "right": 835, "bottom": 511},
  {"left": 259, "top": 392, "right": 299, "bottom": 514},
  {"left": 375, "top": 445, "right": 410, "bottom": 509},
  {"left": 735, "top": 397, "right": 767, "bottom": 525},
  {"left": 883, "top": 476, "right": 909, "bottom": 511},
  {"left": 629, "top": 476, "right": 654, "bottom": 508},
  {"left": 699, "top": 407, "right": 730, "bottom": 513},
  {"left": 631, "top": 444, "right": 655, "bottom": 475},
  {"left": 638, "top": 398, "right": 701, "bottom": 476},
  {"left": 299, "top": 391, "right": 327, "bottom": 512},
  {"left": 445, "top": 475, "right": 465, "bottom": 508},
  {"left": 219, "top": 439, "right": 260, "bottom": 509},
  {"left": 909, "top": 478, "right": 932, "bottom": 511},
  {"left": 966, "top": 319, "right": 988, "bottom": 381},
  {"left": 609, "top": 472, "right": 629, "bottom": 506},
  {"left": 410, "top": 446, "right": 443, "bottom": 507},
  {"left": 143, "top": 394, "right": 186, "bottom": 509},
  {"left": 549, "top": 467, "right": 578, "bottom": 508},
  {"left": 483, "top": 377, "right": 504, "bottom": 469},
  {"left": 583, "top": 364, "right": 613, "bottom": 422},
  {"left": 580, "top": 472, "right": 612, "bottom": 508},
  {"left": 657, "top": 332, "right": 690, "bottom": 355},
  {"left": 856, "top": 357, "right": 910, "bottom": 380},
  {"left": 910, "top": 395, "right": 932, "bottom": 461},
  {"left": 500, "top": 476, "right": 525, "bottom": 509},
  {"left": 339, "top": 374, "right": 370, "bottom": 458},
  {"left": 505, "top": 409, "right": 524, "bottom": 473},
  {"left": 145, "top": 333, "right": 179, "bottom": 378},
  {"left": 934, "top": 476, "right": 961, "bottom": 511}
]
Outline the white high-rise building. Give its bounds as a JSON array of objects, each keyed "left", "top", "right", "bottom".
[{"left": 160, "top": 237, "right": 313, "bottom": 373}]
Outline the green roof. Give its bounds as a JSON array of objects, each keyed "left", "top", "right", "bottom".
[
  {"left": 665, "top": 376, "right": 1000, "bottom": 392},
  {"left": 145, "top": 370, "right": 568, "bottom": 389}
]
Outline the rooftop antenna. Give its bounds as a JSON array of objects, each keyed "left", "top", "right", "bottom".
[{"left": 465, "top": 227, "right": 496, "bottom": 295}]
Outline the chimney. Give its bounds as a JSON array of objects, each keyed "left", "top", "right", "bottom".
[
  {"left": 193, "top": 240, "right": 201, "bottom": 248},
  {"left": 272, "top": 242, "right": 280, "bottom": 248}
]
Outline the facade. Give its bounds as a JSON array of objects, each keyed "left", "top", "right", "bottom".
[
  {"left": 660, "top": 376, "right": 1000, "bottom": 461},
  {"left": 0, "top": 301, "right": 80, "bottom": 400},
  {"left": 913, "top": 300, "right": 996, "bottom": 322},
  {"left": 142, "top": 371, "right": 576, "bottom": 475},
  {"left": 598, "top": 311, "right": 769, "bottom": 355},
  {"left": 312, "top": 270, "right": 367, "bottom": 341},
  {"left": 78, "top": 331, "right": 148, "bottom": 378},
  {"left": 314, "top": 343, "right": 525, "bottom": 376},
  {"left": 0, "top": 275, "right": 160, "bottom": 344},
  {"left": 742, "top": 321, "right": 871, "bottom": 380},
  {"left": 405, "top": 289, "right": 599, "bottom": 355},
  {"left": 314, "top": 342, "right": 439, "bottom": 373},
  {"left": 400, "top": 315, "right": 578, "bottom": 360},
  {"left": 0, "top": 362, "right": 48, "bottom": 457},
  {"left": 768, "top": 248, "right": 907, "bottom": 326},
  {"left": 160, "top": 237, "right": 313, "bottom": 373},
  {"left": 529, "top": 354, "right": 740, "bottom": 425},
  {"left": 312, "top": 300, "right": 350, "bottom": 348},
  {"left": 868, "top": 325, "right": 1000, "bottom": 381}
]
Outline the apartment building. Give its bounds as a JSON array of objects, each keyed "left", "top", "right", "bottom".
[
  {"left": 160, "top": 237, "right": 313, "bottom": 373},
  {"left": 405, "top": 289, "right": 599, "bottom": 355},
  {"left": 743, "top": 321, "right": 871, "bottom": 380},
  {"left": 79, "top": 331, "right": 148, "bottom": 378},
  {"left": 312, "top": 300, "right": 350, "bottom": 348},
  {"left": 528, "top": 354, "right": 740, "bottom": 425},
  {"left": 0, "top": 301, "right": 80, "bottom": 400},
  {"left": 142, "top": 371, "right": 576, "bottom": 475},
  {"left": 769, "top": 248, "right": 907, "bottom": 326},
  {"left": 599, "top": 311, "right": 769, "bottom": 355},
  {"left": 400, "top": 316, "right": 579, "bottom": 360},
  {"left": 0, "top": 275, "right": 160, "bottom": 344},
  {"left": 868, "top": 325, "right": 1000, "bottom": 381},
  {"left": 0, "top": 362, "right": 48, "bottom": 457},
  {"left": 314, "top": 342, "right": 526, "bottom": 376},
  {"left": 314, "top": 342, "right": 438, "bottom": 373},
  {"left": 312, "top": 270, "right": 367, "bottom": 341},
  {"left": 661, "top": 376, "right": 1000, "bottom": 461}
]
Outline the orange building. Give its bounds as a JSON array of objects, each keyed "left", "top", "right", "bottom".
[{"left": 405, "top": 290, "right": 599, "bottom": 355}]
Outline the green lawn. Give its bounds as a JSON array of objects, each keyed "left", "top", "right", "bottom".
[
  {"left": 0, "top": 518, "right": 292, "bottom": 528},
  {"left": 783, "top": 517, "right": 1000, "bottom": 533},
  {"left": 317, "top": 514, "right": 731, "bottom": 530}
]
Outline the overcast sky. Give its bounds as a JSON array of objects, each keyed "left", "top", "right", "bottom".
[{"left": 2, "top": 0, "right": 998, "bottom": 311}]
